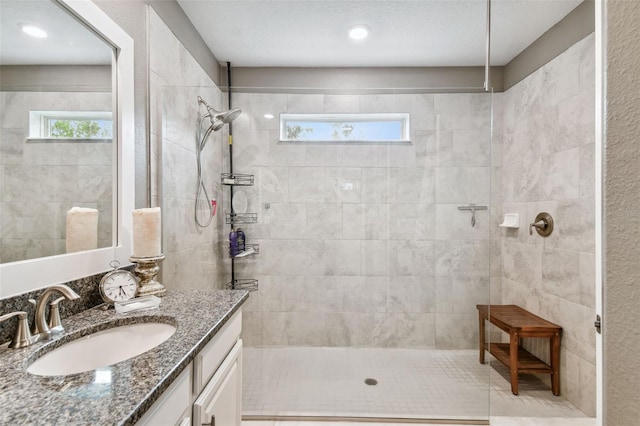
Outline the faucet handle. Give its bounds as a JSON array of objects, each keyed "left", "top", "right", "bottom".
[
  {"left": 529, "top": 220, "right": 546, "bottom": 235},
  {"left": 529, "top": 212, "right": 554, "bottom": 237},
  {"left": 0, "top": 311, "right": 34, "bottom": 349},
  {"left": 48, "top": 297, "right": 66, "bottom": 333}
]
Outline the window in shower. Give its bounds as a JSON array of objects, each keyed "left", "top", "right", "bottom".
[
  {"left": 29, "top": 111, "right": 113, "bottom": 140},
  {"left": 280, "top": 113, "right": 410, "bottom": 142}
]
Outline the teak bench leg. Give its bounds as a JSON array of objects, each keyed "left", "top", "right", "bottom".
[
  {"left": 510, "top": 332, "right": 519, "bottom": 395},
  {"left": 551, "top": 331, "right": 561, "bottom": 396},
  {"left": 479, "top": 313, "right": 486, "bottom": 364}
]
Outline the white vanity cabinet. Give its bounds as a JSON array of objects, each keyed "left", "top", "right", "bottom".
[
  {"left": 192, "top": 310, "right": 243, "bottom": 426},
  {"left": 136, "top": 309, "right": 243, "bottom": 426},
  {"left": 193, "top": 340, "right": 242, "bottom": 425},
  {"left": 136, "top": 361, "right": 193, "bottom": 425}
]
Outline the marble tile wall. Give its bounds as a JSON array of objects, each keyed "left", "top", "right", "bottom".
[
  {"left": 229, "top": 91, "right": 499, "bottom": 350},
  {"left": 148, "top": 9, "right": 226, "bottom": 290},
  {"left": 148, "top": 8, "right": 594, "bottom": 415},
  {"left": 500, "top": 34, "right": 596, "bottom": 416},
  {"left": 0, "top": 92, "right": 113, "bottom": 262}
]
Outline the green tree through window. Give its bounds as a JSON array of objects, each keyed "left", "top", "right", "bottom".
[
  {"left": 49, "top": 119, "right": 112, "bottom": 138},
  {"left": 285, "top": 124, "right": 313, "bottom": 140}
]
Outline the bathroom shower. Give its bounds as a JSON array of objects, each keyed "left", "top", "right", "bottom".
[
  {"left": 198, "top": 96, "right": 241, "bottom": 135},
  {"left": 195, "top": 96, "right": 241, "bottom": 227}
]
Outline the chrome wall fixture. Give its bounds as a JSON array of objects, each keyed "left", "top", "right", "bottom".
[
  {"left": 529, "top": 212, "right": 554, "bottom": 237},
  {"left": 458, "top": 204, "right": 488, "bottom": 227},
  {"left": 0, "top": 284, "right": 80, "bottom": 348}
]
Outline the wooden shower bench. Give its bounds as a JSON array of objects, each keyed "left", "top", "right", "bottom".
[{"left": 476, "top": 304, "right": 562, "bottom": 396}]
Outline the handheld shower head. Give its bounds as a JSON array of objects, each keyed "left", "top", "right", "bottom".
[
  {"left": 198, "top": 96, "right": 242, "bottom": 131},
  {"left": 194, "top": 95, "right": 242, "bottom": 228},
  {"left": 206, "top": 115, "right": 225, "bottom": 132},
  {"left": 219, "top": 108, "right": 242, "bottom": 123}
]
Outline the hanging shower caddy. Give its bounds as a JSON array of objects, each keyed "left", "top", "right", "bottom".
[{"left": 224, "top": 62, "right": 258, "bottom": 292}]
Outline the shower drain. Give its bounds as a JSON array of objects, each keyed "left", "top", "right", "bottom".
[{"left": 364, "top": 378, "right": 378, "bottom": 386}]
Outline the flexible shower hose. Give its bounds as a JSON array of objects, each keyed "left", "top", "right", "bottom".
[{"left": 195, "top": 115, "right": 215, "bottom": 228}]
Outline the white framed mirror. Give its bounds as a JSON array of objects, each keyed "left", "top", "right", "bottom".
[
  {"left": 1, "top": 0, "right": 115, "bottom": 262},
  {"left": 0, "top": 0, "right": 134, "bottom": 298}
]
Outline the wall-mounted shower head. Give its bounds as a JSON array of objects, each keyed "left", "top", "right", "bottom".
[
  {"left": 219, "top": 108, "right": 242, "bottom": 123},
  {"left": 198, "top": 96, "right": 242, "bottom": 132},
  {"left": 207, "top": 116, "right": 225, "bottom": 132}
]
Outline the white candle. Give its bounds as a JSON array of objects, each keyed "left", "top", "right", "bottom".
[
  {"left": 66, "top": 207, "right": 98, "bottom": 253},
  {"left": 132, "top": 207, "right": 161, "bottom": 257}
]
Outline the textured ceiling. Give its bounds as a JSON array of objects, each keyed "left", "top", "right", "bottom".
[{"left": 178, "top": 0, "right": 583, "bottom": 67}]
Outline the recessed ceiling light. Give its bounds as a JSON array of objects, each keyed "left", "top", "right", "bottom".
[
  {"left": 21, "top": 24, "right": 47, "bottom": 39},
  {"left": 264, "top": 113, "right": 274, "bottom": 119},
  {"left": 348, "top": 25, "right": 370, "bottom": 40}
]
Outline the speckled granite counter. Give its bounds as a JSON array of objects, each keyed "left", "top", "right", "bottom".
[{"left": 0, "top": 289, "right": 249, "bottom": 425}]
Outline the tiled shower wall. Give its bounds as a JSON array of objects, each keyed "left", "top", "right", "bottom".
[
  {"left": 0, "top": 91, "right": 112, "bottom": 262},
  {"left": 500, "top": 34, "right": 595, "bottom": 415},
  {"left": 230, "top": 92, "right": 501, "bottom": 349},
  {"left": 148, "top": 9, "right": 226, "bottom": 290},
  {"left": 146, "top": 7, "right": 594, "bottom": 413}
]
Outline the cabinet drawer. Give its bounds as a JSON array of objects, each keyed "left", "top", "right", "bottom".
[
  {"left": 193, "top": 339, "right": 243, "bottom": 426},
  {"left": 136, "top": 362, "right": 192, "bottom": 425},
  {"left": 194, "top": 309, "right": 242, "bottom": 394}
]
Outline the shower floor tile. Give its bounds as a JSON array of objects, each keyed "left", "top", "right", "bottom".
[{"left": 243, "top": 347, "right": 589, "bottom": 420}]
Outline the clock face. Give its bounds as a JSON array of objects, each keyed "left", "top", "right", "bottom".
[{"left": 100, "top": 270, "right": 137, "bottom": 304}]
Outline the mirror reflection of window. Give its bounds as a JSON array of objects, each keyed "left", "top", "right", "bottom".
[{"left": 0, "top": 0, "right": 116, "bottom": 264}]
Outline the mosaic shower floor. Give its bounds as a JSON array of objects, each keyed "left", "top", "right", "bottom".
[{"left": 243, "top": 347, "right": 589, "bottom": 421}]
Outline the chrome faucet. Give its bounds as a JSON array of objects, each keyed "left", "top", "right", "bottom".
[
  {"left": 34, "top": 285, "right": 80, "bottom": 340},
  {"left": 0, "top": 285, "right": 80, "bottom": 349}
]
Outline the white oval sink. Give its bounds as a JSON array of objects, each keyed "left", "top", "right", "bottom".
[{"left": 27, "top": 322, "right": 176, "bottom": 376}]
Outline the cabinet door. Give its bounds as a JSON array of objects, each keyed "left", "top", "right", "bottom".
[
  {"left": 193, "top": 339, "right": 242, "bottom": 426},
  {"left": 194, "top": 310, "right": 242, "bottom": 394},
  {"left": 136, "top": 362, "right": 192, "bottom": 425}
]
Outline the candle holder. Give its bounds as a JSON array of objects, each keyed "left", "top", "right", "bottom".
[{"left": 129, "top": 254, "right": 166, "bottom": 297}]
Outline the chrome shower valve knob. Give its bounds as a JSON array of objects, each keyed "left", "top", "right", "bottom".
[{"left": 529, "top": 212, "right": 554, "bottom": 237}]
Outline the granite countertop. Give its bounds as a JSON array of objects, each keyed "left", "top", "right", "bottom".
[{"left": 0, "top": 289, "right": 249, "bottom": 425}]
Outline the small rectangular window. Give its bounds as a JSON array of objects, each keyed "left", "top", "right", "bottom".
[
  {"left": 280, "top": 113, "right": 410, "bottom": 143},
  {"left": 29, "top": 111, "right": 113, "bottom": 140}
]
